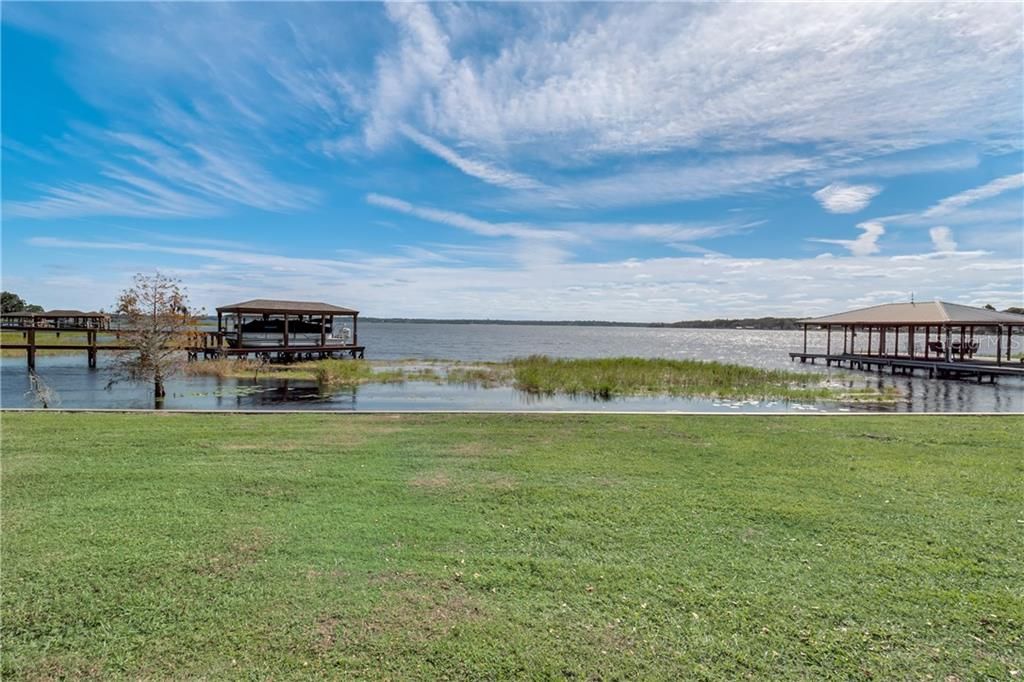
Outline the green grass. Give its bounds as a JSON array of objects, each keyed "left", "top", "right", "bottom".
[
  {"left": 2, "top": 413, "right": 1021, "bottom": 679},
  {"left": 0, "top": 330, "right": 118, "bottom": 357}
]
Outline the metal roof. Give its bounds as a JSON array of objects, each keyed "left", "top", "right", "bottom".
[
  {"left": 800, "top": 301, "right": 1024, "bottom": 325},
  {"left": 216, "top": 299, "right": 359, "bottom": 315},
  {"left": 43, "top": 309, "right": 109, "bottom": 318}
]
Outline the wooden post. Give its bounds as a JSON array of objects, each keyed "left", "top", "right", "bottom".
[
  {"left": 283, "top": 313, "right": 289, "bottom": 348},
  {"left": 88, "top": 330, "right": 97, "bottom": 368},
  {"left": 908, "top": 325, "right": 914, "bottom": 359},
  {"left": 320, "top": 314, "right": 327, "bottom": 347},
  {"left": 924, "top": 326, "right": 930, "bottom": 359},
  {"left": 996, "top": 325, "right": 1002, "bottom": 366},
  {"left": 868, "top": 327, "right": 873, "bottom": 356},
  {"left": 850, "top": 326, "right": 855, "bottom": 355},
  {"left": 944, "top": 326, "right": 952, "bottom": 362},
  {"left": 826, "top": 325, "right": 832, "bottom": 355},
  {"left": 237, "top": 313, "right": 243, "bottom": 348},
  {"left": 353, "top": 313, "right": 358, "bottom": 347},
  {"left": 1008, "top": 326, "right": 1014, "bottom": 361},
  {"left": 959, "top": 326, "right": 965, "bottom": 361},
  {"left": 802, "top": 324, "right": 807, "bottom": 353},
  {"left": 842, "top": 325, "right": 848, "bottom": 354},
  {"left": 880, "top": 326, "right": 886, "bottom": 357},
  {"left": 27, "top": 327, "right": 36, "bottom": 370},
  {"left": 894, "top": 326, "right": 900, "bottom": 358}
]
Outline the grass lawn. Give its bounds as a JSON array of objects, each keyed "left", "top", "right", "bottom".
[
  {"left": 0, "top": 331, "right": 106, "bottom": 357},
  {"left": 2, "top": 413, "right": 1021, "bottom": 679}
]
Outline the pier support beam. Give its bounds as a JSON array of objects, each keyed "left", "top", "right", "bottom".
[{"left": 27, "top": 328, "right": 36, "bottom": 370}]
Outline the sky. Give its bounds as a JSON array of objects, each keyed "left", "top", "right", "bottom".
[{"left": 2, "top": 2, "right": 1022, "bottom": 322}]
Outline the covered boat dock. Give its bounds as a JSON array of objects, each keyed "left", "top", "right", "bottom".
[
  {"left": 790, "top": 301, "right": 1024, "bottom": 382},
  {"left": 199, "top": 299, "right": 364, "bottom": 360}
]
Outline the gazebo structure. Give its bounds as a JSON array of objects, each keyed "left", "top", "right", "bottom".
[
  {"left": 791, "top": 301, "right": 1024, "bottom": 381},
  {"left": 208, "top": 299, "right": 363, "bottom": 359},
  {"left": 1, "top": 309, "right": 111, "bottom": 330}
]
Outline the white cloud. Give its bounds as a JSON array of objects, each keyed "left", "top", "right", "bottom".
[
  {"left": 24, "top": 233, "right": 1022, "bottom": 321},
  {"left": 811, "top": 221, "right": 885, "bottom": 256},
  {"left": 929, "top": 226, "right": 957, "bottom": 253},
  {"left": 921, "top": 172, "right": 1024, "bottom": 219},
  {"left": 365, "top": 193, "right": 573, "bottom": 242},
  {"left": 812, "top": 182, "right": 882, "bottom": 213},
  {"left": 367, "top": 194, "right": 755, "bottom": 245},
  {"left": 506, "top": 153, "right": 820, "bottom": 210},
  {"left": 370, "top": 3, "right": 1022, "bottom": 163},
  {"left": 399, "top": 125, "right": 545, "bottom": 191}
]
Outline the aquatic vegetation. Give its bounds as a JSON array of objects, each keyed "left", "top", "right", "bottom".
[
  {"left": 180, "top": 355, "right": 893, "bottom": 402},
  {"left": 445, "top": 363, "right": 513, "bottom": 388},
  {"left": 508, "top": 355, "right": 851, "bottom": 400}
]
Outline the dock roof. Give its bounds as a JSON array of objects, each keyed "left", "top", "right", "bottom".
[
  {"left": 44, "top": 309, "right": 109, "bottom": 318},
  {"left": 800, "top": 301, "right": 1024, "bottom": 325},
  {"left": 216, "top": 299, "right": 358, "bottom": 315}
]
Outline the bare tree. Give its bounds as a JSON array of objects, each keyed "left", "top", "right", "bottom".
[
  {"left": 26, "top": 371, "right": 59, "bottom": 408},
  {"left": 109, "top": 273, "right": 200, "bottom": 404}
]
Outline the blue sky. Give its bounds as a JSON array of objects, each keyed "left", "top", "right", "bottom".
[{"left": 2, "top": 2, "right": 1022, "bottom": 321}]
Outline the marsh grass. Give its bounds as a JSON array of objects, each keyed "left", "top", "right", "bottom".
[
  {"left": 445, "top": 363, "right": 513, "bottom": 387},
  {"left": 185, "top": 355, "right": 881, "bottom": 401},
  {"left": 510, "top": 355, "right": 838, "bottom": 400}
]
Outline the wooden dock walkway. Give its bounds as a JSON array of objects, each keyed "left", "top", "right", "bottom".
[
  {"left": 789, "top": 352, "right": 1024, "bottom": 382},
  {"left": 3, "top": 326, "right": 365, "bottom": 369}
]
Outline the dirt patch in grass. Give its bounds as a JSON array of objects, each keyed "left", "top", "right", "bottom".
[
  {"left": 314, "top": 616, "right": 341, "bottom": 654},
  {"left": 409, "top": 470, "right": 452, "bottom": 490},
  {"left": 198, "top": 528, "right": 270, "bottom": 577},
  {"left": 591, "top": 622, "right": 639, "bottom": 655},
  {"left": 18, "top": 656, "right": 104, "bottom": 681},
  {"left": 355, "top": 572, "right": 484, "bottom": 644},
  {"left": 450, "top": 441, "right": 488, "bottom": 457},
  {"left": 479, "top": 473, "right": 518, "bottom": 491}
]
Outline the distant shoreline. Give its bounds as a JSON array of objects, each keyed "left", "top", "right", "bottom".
[{"left": 359, "top": 317, "right": 802, "bottom": 330}]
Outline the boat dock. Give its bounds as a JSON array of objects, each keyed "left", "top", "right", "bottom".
[
  {"left": 3, "top": 327, "right": 365, "bottom": 369},
  {"left": 789, "top": 351, "right": 1023, "bottom": 382},
  {"left": 793, "top": 301, "right": 1024, "bottom": 384},
  {"left": 2, "top": 299, "right": 367, "bottom": 369}
]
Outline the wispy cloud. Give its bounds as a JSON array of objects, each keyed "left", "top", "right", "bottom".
[
  {"left": 365, "top": 193, "right": 573, "bottom": 242},
  {"left": 811, "top": 221, "right": 885, "bottom": 256},
  {"left": 367, "top": 194, "right": 756, "bottom": 246},
  {"left": 505, "top": 154, "right": 820, "bottom": 210},
  {"left": 5, "top": 176, "right": 220, "bottom": 220},
  {"left": 5, "top": 130, "right": 318, "bottom": 219},
  {"left": 813, "top": 182, "right": 881, "bottom": 214},
  {"left": 371, "top": 3, "right": 1022, "bottom": 163},
  {"left": 399, "top": 125, "right": 545, "bottom": 191},
  {"left": 921, "top": 172, "right": 1024, "bottom": 219}
]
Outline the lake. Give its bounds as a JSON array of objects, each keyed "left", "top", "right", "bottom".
[{"left": 3, "top": 323, "right": 1021, "bottom": 412}]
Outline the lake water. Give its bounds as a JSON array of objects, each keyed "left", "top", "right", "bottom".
[{"left": 3, "top": 323, "right": 1021, "bottom": 412}]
